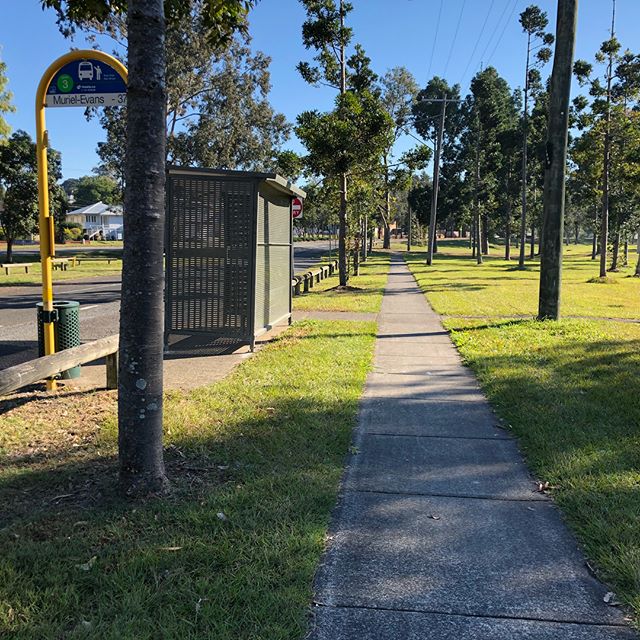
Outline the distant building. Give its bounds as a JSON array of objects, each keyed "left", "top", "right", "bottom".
[{"left": 65, "top": 201, "right": 123, "bottom": 240}]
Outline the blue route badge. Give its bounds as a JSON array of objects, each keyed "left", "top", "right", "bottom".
[{"left": 46, "top": 59, "right": 126, "bottom": 108}]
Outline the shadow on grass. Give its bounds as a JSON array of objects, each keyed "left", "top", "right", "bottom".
[
  {"left": 0, "top": 397, "right": 356, "bottom": 638},
  {"left": 452, "top": 321, "right": 640, "bottom": 616},
  {"left": 0, "top": 320, "right": 376, "bottom": 639}
]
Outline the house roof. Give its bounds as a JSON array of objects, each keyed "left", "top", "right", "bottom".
[{"left": 66, "top": 201, "right": 123, "bottom": 217}]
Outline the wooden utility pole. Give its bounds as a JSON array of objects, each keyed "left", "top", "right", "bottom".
[
  {"left": 427, "top": 96, "right": 447, "bottom": 266},
  {"left": 538, "top": 0, "right": 578, "bottom": 320}
]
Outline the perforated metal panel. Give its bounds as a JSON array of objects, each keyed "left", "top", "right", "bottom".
[
  {"left": 166, "top": 172, "right": 255, "bottom": 340},
  {"left": 166, "top": 167, "right": 298, "bottom": 348}
]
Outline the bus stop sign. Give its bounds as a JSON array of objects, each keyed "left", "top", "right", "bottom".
[{"left": 46, "top": 59, "right": 126, "bottom": 108}]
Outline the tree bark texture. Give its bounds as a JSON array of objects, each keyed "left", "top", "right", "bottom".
[
  {"left": 505, "top": 212, "right": 511, "bottom": 260},
  {"left": 609, "top": 231, "right": 620, "bottom": 271},
  {"left": 339, "top": 173, "right": 348, "bottom": 286},
  {"left": 538, "top": 0, "right": 577, "bottom": 320},
  {"left": 118, "top": 0, "right": 169, "bottom": 494}
]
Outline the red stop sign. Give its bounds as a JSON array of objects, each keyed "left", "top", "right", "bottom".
[{"left": 291, "top": 196, "right": 303, "bottom": 219}]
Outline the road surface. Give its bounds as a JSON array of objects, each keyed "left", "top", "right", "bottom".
[{"left": 0, "top": 240, "right": 333, "bottom": 370}]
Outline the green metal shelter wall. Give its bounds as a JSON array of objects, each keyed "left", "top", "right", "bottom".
[
  {"left": 254, "top": 184, "right": 292, "bottom": 333},
  {"left": 166, "top": 173, "right": 255, "bottom": 340}
]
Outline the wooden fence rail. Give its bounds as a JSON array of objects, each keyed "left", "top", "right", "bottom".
[{"left": 0, "top": 334, "right": 119, "bottom": 396}]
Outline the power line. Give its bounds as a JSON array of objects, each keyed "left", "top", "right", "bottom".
[
  {"left": 443, "top": 0, "right": 467, "bottom": 79},
  {"left": 476, "top": 0, "right": 513, "bottom": 73},
  {"left": 458, "top": 0, "right": 496, "bottom": 86},
  {"left": 486, "top": 0, "right": 521, "bottom": 66},
  {"left": 427, "top": 0, "right": 444, "bottom": 80}
]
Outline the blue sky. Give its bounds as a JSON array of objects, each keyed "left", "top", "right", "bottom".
[{"left": 0, "top": 0, "right": 636, "bottom": 179}]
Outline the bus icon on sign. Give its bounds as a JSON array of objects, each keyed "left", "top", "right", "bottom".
[{"left": 78, "top": 61, "right": 94, "bottom": 81}]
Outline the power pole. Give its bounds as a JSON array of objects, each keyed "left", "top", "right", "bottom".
[
  {"left": 427, "top": 96, "right": 447, "bottom": 266},
  {"left": 407, "top": 203, "right": 412, "bottom": 252},
  {"left": 538, "top": 0, "right": 578, "bottom": 320}
]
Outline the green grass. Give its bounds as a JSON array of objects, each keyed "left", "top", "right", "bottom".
[
  {"left": 406, "top": 240, "right": 640, "bottom": 320},
  {"left": 404, "top": 242, "right": 640, "bottom": 621},
  {"left": 0, "top": 320, "right": 376, "bottom": 639},
  {"left": 293, "top": 251, "right": 390, "bottom": 313},
  {"left": 0, "top": 252, "right": 122, "bottom": 287}
]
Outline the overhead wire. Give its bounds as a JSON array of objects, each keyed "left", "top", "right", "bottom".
[
  {"left": 486, "top": 0, "right": 521, "bottom": 67},
  {"left": 458, "top": 0, "right": 496, "bottom": 86},
  {"left": 443, "top": 0, "right": 467, "bottom": 79},
  {"left": 427, "top": 0, "right": 444, "bottom": 80},
  {"left": 475, "top": 0, "right": 514, "bottom": 74}
]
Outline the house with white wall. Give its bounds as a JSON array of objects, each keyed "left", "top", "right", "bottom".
[{"left": 66, "top": 202, "right": 123, "bottom": 240}]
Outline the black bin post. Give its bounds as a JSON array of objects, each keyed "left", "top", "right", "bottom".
[{"left": 36, "top": 300, "right": 81, "bottom": 379}]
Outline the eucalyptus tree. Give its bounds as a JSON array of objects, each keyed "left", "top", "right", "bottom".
[
  {"left": 43, "top": 0, "right": 255, "bottom": 496},
  {"left": 517, "top": 4, "right": 553, "bottom": 268}
]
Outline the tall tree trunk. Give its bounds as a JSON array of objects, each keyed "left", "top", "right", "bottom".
[
  {"left": 574, "top": 222, "right": 579, "bottom": 244},
  {"left": 538, "top": 0, "right": 577, "bottom": 320},
  {"left": 406, "top": 206, "right": 412, "bottom": 252},
  {"left": 471, "top": 223, "right": 476, "bottom": 257},
  {"left": 427, "top": 97, "right": 446, "bottom": 265},
  {"left": 505, "top": 207, "right": 511, "bottom": 260},
  {"left": 623, "top": 239, "right": 628, "bottom": 266},
  {"left": 609, "top": 231, "right": 620, "bottom": 271},
  {"left": 475, "top": 211, "right": 483, "bottom": 265},
  {"left": 338, "top": 0, "right": 348, "bottom": 285},
  {"left": 118, "top": 0, "right": 168, "bottom": 495},
  {"left": 591, "top": 231, "right": 597, "bottom": 259},
  {"left": 519, "top": 33, "right": 531, "bottom": 268},
  {"left": 5, "top": 237, "right": 13, "bottom": 264},
  {"left": 481, "top": 213, "right": 489, "bottom": 255},
  {"left": 635, "top": 251, "right": 640, "bottom": 277},
  {"left": 600, "top": 2, "right": 615, "bottom": 278},
  {"left": 530, "top": 225, "right": 535, "bottom": 259},
  {"left": 339, "top": 174, "right": 348, "bottom": 285},
  {"left": 362, "top": 213, "right": 368, "bottom": 262}
]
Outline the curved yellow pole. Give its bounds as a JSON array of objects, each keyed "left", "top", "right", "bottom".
[{"left": 36, "top": 50, "right": 127, "bottom": 390}]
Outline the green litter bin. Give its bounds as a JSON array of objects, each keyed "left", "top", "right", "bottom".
[{"left": 36, "top": 300, "right": 81, "bottom": 379}]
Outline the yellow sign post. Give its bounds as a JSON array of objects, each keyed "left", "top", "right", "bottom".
[{"left": 36, "top": 50, "right": 127, "bottom": 390}]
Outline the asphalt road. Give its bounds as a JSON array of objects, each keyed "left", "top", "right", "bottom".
[{"left": 0, "top": 240, "right": 333, "bottom": 370}]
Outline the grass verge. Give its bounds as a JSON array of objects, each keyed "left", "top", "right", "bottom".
[
  {"left": 0, "top": 319, "right": 376, "bottom": 639},
  {"left": 293, "top": 251, "right": 390, "bottom": 313},
  {"left": 405, "top": 240, "right": 640, "bottom": 320},
  {"left": 0, "top": 253, "right": 122, "bottom": 287}
]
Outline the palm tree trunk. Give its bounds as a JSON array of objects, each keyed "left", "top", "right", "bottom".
[{"left": 118, "top": 0, "right": 169, "bottom": 495}]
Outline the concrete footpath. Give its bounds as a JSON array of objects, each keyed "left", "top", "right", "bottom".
[{"left": 308, "top": 254, "right": 637, "bottom": 639}]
